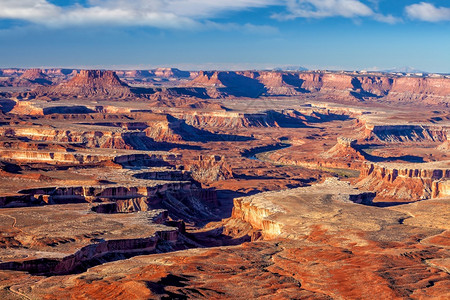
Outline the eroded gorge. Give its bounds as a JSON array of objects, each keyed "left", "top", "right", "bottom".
[{"left": 0, "top": 68, "right": 448, "bottom": 299}]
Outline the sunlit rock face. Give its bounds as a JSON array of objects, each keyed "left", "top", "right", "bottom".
[{"left": 357, "top": 161, "right": 450, "bottom": 201}]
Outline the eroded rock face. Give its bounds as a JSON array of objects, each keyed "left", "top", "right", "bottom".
[
  {"left": 364, "top": 124, "right": 448, "bottom": 142},
  {"left": 437, "top": 133, "right": 449, "bottom": 150},
  {"left": 357, "top": 161, "right": 450, "bottom": 201},
  {"left": 20, "top": 69, "right": 47, "bottom": 81},
  {"left": 153, "top": 68, "right": 191, "bottom": 78},
  {"left": 32, "top": 70, "right": 132, "bottom": 98},
  {"left": 320, "top": 137, "right": 366, "bottom": 169},
  {"left": 432, "top": 180, "right": 450, "bottom": 199},
  {"left": 187, "top": 70, "right": 450, "bottom": 104},
  {"left": 186, "top": 155, "right": 233, "bottom": 183}
]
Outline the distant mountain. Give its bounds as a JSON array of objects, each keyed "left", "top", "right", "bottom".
[
  {"left": 273, "top": 66, "right": 308, "bottom": 72},
  {"left": 382, "top": 67, "right": 427, "bottom": 74}
]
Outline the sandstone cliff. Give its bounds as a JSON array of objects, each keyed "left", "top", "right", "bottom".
[
  {"left": 362, "top": 123, "right": 448, "bottom": 143},
  {"left": 32, "top": 70, "right": 132, "bottom": 98},
  {"left": 356, "top": 161, "right": 450, "bottom": 201},
  {"left": 231, "top": 178, "right": 376, "bottom": 239}
]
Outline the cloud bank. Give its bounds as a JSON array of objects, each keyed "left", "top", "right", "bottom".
[
  {"left": 2, "top": 0, "right": 437, "bottom": 29},
  {"left": 273, "top": 0, "right": 399, "bottom": 23},
  {"left": 405, "top": 2, "right": 450, "bottom": 22},
  {"left": 0, "top": 0, "right": 280, "bottom": 29}
]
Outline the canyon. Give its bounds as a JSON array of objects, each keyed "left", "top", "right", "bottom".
[{"left": 0, "top": 68, "right": 449, "bottom": 299}]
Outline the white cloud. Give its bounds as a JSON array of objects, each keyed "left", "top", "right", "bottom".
[
  {"left": 273, "top": 0, "right": 399, "bottom": 23},
  {"left": 405, "top": 2, "right": 450, "bottom": 22},
  {"left": 0, "top": 0, "right": 280, "bottom": 29},
  {"left": 0, "top": 0, "right": 61, "bottom": 22},
  {"left": 0, "top": 0, "right": 401, "bottom": 29}
]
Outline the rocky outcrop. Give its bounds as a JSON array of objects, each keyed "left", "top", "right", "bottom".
[
  {"left": 0, "top": 150, "right": 112, "bottom": 164},
  {"left": 16, "top": 178, "right": 216, "bottom": 221},
  {"left": 0, "top": 148, "right": 178, "bottom": 166},
  {"left": 363, "top": 124, "right": 448, "bottom": 142},
  {"left": 19, "top": 182, "right": 195, "bottom": 203},
  {"left": 357, "top": 161, "right": 450, "bottom": 201},
  {"left": 153, "top": 68, "right": 191, "bottom": 78},
  {"left": 20, "top": 69, "right": 52, "bottom": 84},
  {"left": 53, "top": 227, "right": 179, "bottom": 275},
  {"left": 0, "top": 194, "right": 42, "bottom": 208},
  {"left": 186, "top": 155, "right": 233, "bottom": 183},
  {"left": 431, "top": 180, "right": 450, "bottom": 199},
  {"left": 437, "top": 133, "right": 449, "bottom": 150},
  {"left": 171, "top": 110, "right": 307, "bottom": 129},
  {"left": 178, "top": 111, "right": 271, "bottom": 128},
  {"left": 31, "top": 70, "right": 132, "bottom": 98},
  {"left": 232, "top": 197, "right": 284, "bottom": 239},
  {"left": 0, "top": 69, "right": 52, "bottom": 87},
  {"left": 321, "top": 137, "right": 366, "bottom": 169}
]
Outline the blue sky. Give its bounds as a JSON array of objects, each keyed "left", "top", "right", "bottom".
[{"left": 0, "top": 0, "right": 449, "bottom": 72}]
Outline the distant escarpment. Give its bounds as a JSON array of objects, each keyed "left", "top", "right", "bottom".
[
  {"left": 360, "top": 122, "right": 449, "bottom": 143},
  {"left": 186, "top": 71, "right": 450, "bottom": 104},
  {"left": 11, "top": 69, "right": 450, "bottom": 104},
  {"left": 0, "top": 68, "right": 53, "bottom": 87}
]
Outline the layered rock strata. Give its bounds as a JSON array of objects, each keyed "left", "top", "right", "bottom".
[
  {"left": 357, "top": 161, "right": 450, "bottom": 201},
  {"left": 187, "top": 70, "right": 450, "bottom": 104},
  {"left": 363, "top": 124, "right": 448, "bottom": 142},
  {"left": 32, "top": 70, "right": 132, "bottom": 98}
]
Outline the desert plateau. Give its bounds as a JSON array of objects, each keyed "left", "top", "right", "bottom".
[{"left": 0, "top": 67, "right": 448, "bottom": 299}]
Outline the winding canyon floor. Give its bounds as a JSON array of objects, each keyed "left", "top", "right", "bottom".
[{"left": 0, "top": 71, "right": 449, "bottom": 299}]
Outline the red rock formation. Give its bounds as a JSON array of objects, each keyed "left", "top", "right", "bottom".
[
  {"left": 20, "top": 69, "right": 48, "bottom": 81},
  {"left": 357, "top": 161, "right": 450, "bottom": 201},
  {"left": 186, "top": 155, "right": 233, "bottom": 183},
  {"left": 153, "top": 68, "right": 190, "bottom": 78},
  {"left": 431, "top": 180, "right": 450, "bottom": 198},
  {"left": 187, "top": 70, "right": 450, "bottom": 104},
  {"left": 0, "top": 69, "right": 52, "bottom": 87},
  {"left": 437, "top": 133, "right": 449, "bottom": 150},
  {"left": 33, "top": 70, "right": 132, "bottom": 98},
  {"left": 320, "top": 137, "right": 366, "bottom": 169},
  {"left": 363, "top": 124, "right": 448, "bottom": 142}
]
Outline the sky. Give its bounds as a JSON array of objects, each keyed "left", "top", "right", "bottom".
[{"left": 0, "top": 0, "right": 449, "bottom": 72}]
